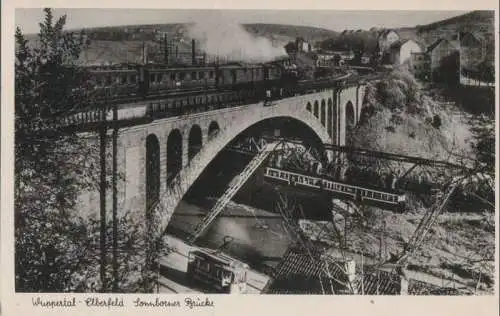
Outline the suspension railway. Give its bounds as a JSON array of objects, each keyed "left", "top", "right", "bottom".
[{"left": 157, "top": 136, "right": 480, "bottom": 294}]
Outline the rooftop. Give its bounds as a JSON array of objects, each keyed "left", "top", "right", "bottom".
[{"left": 265, "top": 244, "right": 463, "bottom": 295}]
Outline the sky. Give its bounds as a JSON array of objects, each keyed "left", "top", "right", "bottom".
[{"left": 15, "top": 9, "right": 469, "bottom": 34}]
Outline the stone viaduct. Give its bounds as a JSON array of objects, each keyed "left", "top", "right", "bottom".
[{"left": 77, "top": 83, "right": 367, "bottom": 232}]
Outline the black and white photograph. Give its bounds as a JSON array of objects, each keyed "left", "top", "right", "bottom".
[{"left": 5, "top": 5, "right": 497, "bottom": 301}]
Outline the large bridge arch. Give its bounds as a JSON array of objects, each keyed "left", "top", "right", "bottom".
[{"left": 151, "top": 94, "right": 333, "bottom": 233}]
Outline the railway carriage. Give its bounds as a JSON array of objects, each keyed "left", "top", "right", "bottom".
[
  {"left": 264, "top": 167, "right": 406, "bottom": 212},
  {"left": 187, "top": 248, "right": 249, "bottom": 294}
]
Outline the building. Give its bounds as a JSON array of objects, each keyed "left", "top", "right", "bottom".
[
  {"left": 264, "top": 245, "right": 462, "bottom": 295},
  {"left": 314, "top": 50, "right": 355, "bottom": 67},
  {"left": 377, "top": 29, "right": 400, "bottom": 57},
  {"left": 426, "top": 38, "right": 459, "bottom": 83},
  {"left": 460, "top": 32, "right": 484, "bottom": 68},
  {"left": 410, "top": 52, "right": 431, "bottom": 80},
  {"left": 388, "top": 39, "right": 424, "bottom": 65},
  {"left": 295, "top": 37, "right": 312, "bottom": 53},
  {"left": 264, "top": 246, "right": 407, "bottom": 295},
  {"left": 360, "top": 53, "right": 372, "bottom": 65}
]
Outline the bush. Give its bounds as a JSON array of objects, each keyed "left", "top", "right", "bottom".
[{"left": 431, "top": 114, "right": 442, "bottom": 129}]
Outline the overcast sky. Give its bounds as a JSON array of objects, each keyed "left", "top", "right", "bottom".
[{"left": 15, "top": 9, "right": 468, "bottom": 34}]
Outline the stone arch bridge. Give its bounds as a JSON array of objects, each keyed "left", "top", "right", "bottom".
[{"left": 77, "top": 83, "right": 367, "bottom": 232}]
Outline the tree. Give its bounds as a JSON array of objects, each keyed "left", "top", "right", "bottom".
[
  {"left": 15, "top": 8, "right": 101, "bottom": 292},
  {"left": 15, "top": 8, "right": 167, "bottom": 293},
  {"left": 284, "top": 41, "right": 297, "bottom": 54}
]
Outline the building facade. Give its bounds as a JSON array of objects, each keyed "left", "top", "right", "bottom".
[
  {"left": 426, "top": 38, "right": 460, "bottom": 83},
  {"left": 460, "top": 32, "right": 484, "bottom": 68},
  {"left": 389, "top": 39, "right": 424, "bottom": 65},
  {"left": 378, "top": 29, "right": 400, "bottom": 53},
  {"left": 410, "top": 52, "right": 431, "bottom": 80}
]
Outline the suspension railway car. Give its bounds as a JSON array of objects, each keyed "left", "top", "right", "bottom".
[
  {"left": 264, "top": 167, "right": 406, "bottom": 212},
  {"left": 187, "top": 247, "right": 249, "bottom": 294}
]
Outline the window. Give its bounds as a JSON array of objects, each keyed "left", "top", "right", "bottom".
[
  {"left": 170, "top": 73, "right": 176, "bottom": 81},
  {"left": 157, "top": 73, "right": 163, "bottom": 82},
  {"left": 120, "top": 75, "right": 127, "bottom": 84},
  {"left": 209, "top": 71, "right": 214, "bottom": 79},
  {"left": 130, "top": 75, "right": 137, "bottom": 83},
  {"left": 191, "top": 72, "right": 197, "bottom": 80},
  {"left": 199, "top": 71, "right": 205, "bottom": 79},
  {"left": 200, "top": 261, "right": 210, "bottom": 273},
  {"left": 179, "top": 72, "right": 185, "bottom": 80}
]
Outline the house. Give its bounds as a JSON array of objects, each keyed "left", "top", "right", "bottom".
[
  {"left": 427, "top": 38, "right": 459, "bottom": 71},
  {"left": 264, "top": 246, "right": 406, "bottom": 295},
  {"left": 410, "top": 52, "right": 431, "bottom": 80},
  {"left": 377, "top": 29, "right": 400, "bottom": 55},
  {"left": 460, "top": 32, "right": 484, "bottom": 68},
  {"left": 360, "top": 53, "right": 372, "bottom": 65},
  {"left": 264, "top": 245, "right": 462, "bottom": 295},
  {"left": 388, "top": 39, "right": 424, "bottom": 65},
  {"left": 295, "top": 37, "right": 312, "bottom": 53}
]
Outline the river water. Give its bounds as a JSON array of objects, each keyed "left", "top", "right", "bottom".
[{"left": 167, "top": 200, "right": 298, "bottom": 270}]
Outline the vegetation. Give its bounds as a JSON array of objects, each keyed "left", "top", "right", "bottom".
[
  {"left": 319, "top": 30, "right": 380, "bottom": 65},
  {"left": 15, "top": 8, "right": 167, "bottom": 293}
]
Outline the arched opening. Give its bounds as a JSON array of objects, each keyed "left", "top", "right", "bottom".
[
  {"left": 313, "top": 101, "right": 319, "bottom": 118},
  {"left": 345, "top": 101, "right": 355, "bottom": 146},
  {"left": 188, "top": 124, "right": 203, "bottom": 161},
  {"left": 306, "top": 102, "right": 312, "bottom": 112},
  {"left": 167, "top": 129, "right": 182, "bottom": 185},
  {"left": 208, "top": 121, "right": 220, "bottom": 138},
  {"left": 146, "top": 134, "right": 160, "bottom": 217},
  {"left": 182, "top": 116, "right": 331, "bottom": 246},
  {"left": 320, "top": 99, "right": 326, "bottom": 126},
  {"left": 187, "top": 116, "right": 328, "bottom": 203},
  {"left": 327, "top": 98, "right": 333, "bottom": 137}
]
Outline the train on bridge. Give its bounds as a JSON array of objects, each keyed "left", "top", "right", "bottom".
[{"left": 86, "top": 57, "right": 354, "bottom": 104}]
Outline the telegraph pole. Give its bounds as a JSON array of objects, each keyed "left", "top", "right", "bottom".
[
  {"left": 164, "top": 33, "right": 168, "bottom": 65},
  {"left": 99, "top": 103, "right": 108, "bottom": 291},
  {"left": 111, "top": 104, "right": 119, "bottom": 291}
]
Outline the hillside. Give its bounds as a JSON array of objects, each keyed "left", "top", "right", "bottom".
[
  {"left": 396, "top": 11, "right": 495, "bottom": 60},
  {"left": 348, "top": 67, "right": 494, "bottom": 293},
  {"left": 23, "top": 22, "right": 338, "bottom": 65},
  {"left": 243, "top": 23, "right": 338, "bottom": 43}
]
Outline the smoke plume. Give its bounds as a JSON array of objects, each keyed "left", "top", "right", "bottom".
[{"left": 186, "top": 13, "right": 287, "bottom": 63}]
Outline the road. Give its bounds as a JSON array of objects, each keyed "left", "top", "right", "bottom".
[
  {"left": 158, "top": 201, "right": 294, "bottom": 293},
  {"left": 157, "top": 234, "right": 271, "bottom": 294}
]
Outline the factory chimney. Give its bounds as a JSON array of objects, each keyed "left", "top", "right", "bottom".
[{"left": 192, "top": 39, "right": 196, "bottom": 65}]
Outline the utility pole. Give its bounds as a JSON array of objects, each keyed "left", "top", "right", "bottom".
[
  {"left": 111, "top": 104, "right": 119, "bottom": 292},
  {"left": 99, "top": 103, "right": 108, "bottom": 292},
  {"left": 164, "top": 33, "right": 168, "bottom": 65}
]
